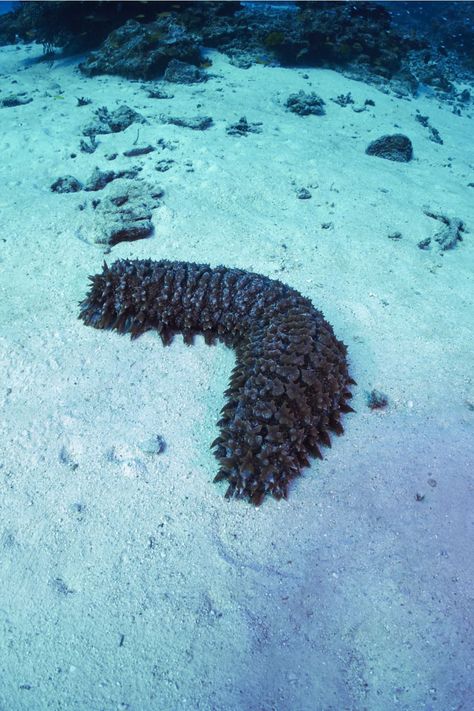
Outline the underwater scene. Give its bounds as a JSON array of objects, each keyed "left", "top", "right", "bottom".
[{"left": 0, "top": 1, "right": 473, "bottom": 709}]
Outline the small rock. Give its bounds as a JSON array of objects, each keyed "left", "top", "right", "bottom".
[
  {"left": 415, "top": 114, "right": 443, "bottom": 145},
  {"left": 108, "top": 105, "right": 147, "bottom": 133},
  {"left": 84, "top": 168, "right": 116, "bottom": 192},
  {"left": 228, "top": 51, "right": 254, "bottom": 69},
  {"left": 157, "top": 138, "right": 175, "bottom": 151},
  {"left": 155, "top": 159, "right": 175, "bottom": 172},
  {"left": 366, "top": 389, "right": 388, "bottom": 409},
  {"left": 388, "top": 231, "right": 402, "bottom": 240},
  {"left": 164, "top": 59, "right": 207, "bottom": 84},
  {"left": 58, "top": 445, "right": 79, "bottom": 470},
  {"left": 428, "top": 126, "right": 443, "bottom": 145},
  {"left": 50, "top": 175, "right": 82, "bottom": 193},
  {"left": 51, "top": 577, "right": 75, "bottom": 595},
  {"left": 80, "top": 136, "right": 98, "bottom": 154},
  {"left": 226, "top": 116, "right": 262, "bottom": 137},
  {"left": 123, "top": 145, "right": 155, "bottom": 157},
  {"left": 285, "top": 90, "right": 325, "bottom": 116},
  {"left": 108, "top": 223, "right": 151, "bottom": 244},
  {"left": 424, "top": 210, "right": 466, "bottom": 251},
  {"left": 296, "top": 187, "right": 311, "bottom": 200},
  {"left": 0, "top": 92, "right": 33, "bottom": 108},
  {"left": 143, "top": 85, "right": 174, "bottom": 99},
  {"left": 70, "top": 502, "right": 86, "bottom": 518},
  {"left": 160, "top": 114, "right": 213, "bottom": 130},
  {"left": 415, "top": 113, "right": 429, "bottom": 127},
  {"left": 331, "top": 92, "right": 354, "bottom": 107},
  {"left": 417, "top": 237, "right": 431, "bottom": 250},
  {"left": 84, "top": 166, "right": 142, "bottom": 192},
  {"left": 83, "top": 105, "right": 146, "bottom": 137}
]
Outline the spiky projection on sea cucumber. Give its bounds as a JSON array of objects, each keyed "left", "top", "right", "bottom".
[{"left": 79, "top": 259, "right": 355, "bottom": 505}]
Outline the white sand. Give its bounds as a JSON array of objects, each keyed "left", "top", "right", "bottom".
[{"left": 0, "top": 42, "right": 473, "bottom": 711}]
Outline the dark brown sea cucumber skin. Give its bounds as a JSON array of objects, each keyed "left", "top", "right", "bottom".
[{"left": 79, "top": 259, "right": 354, "bottom": 505}]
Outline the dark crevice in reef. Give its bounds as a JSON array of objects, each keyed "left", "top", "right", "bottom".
[{"left": 79, "top": 259, "right": 354, "bottom": 506}]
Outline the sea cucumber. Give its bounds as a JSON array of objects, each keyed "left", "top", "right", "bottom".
[{"left": 79, "top": 259, "right": 354, "bottom": 505}]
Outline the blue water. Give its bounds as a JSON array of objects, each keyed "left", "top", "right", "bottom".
[{"left": 0, "top": 1, "right": 18, "bottom": 16}]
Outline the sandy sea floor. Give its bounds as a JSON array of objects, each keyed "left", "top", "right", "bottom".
[{"left": 0, "top": 42, "right": 473, "bottom": 711}]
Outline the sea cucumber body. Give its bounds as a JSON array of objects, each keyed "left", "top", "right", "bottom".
[{"left": 79, "top": 259, "right": 353, "bottom": 505}]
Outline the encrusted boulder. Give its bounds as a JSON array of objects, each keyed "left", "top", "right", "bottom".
[
  {"left": 365, "top": 133, "right": 413, "bottom": 162},
  {"left": 285, "top": 90, "right": 325, "bottom": 116},
  {"left": 92, "top": 180, "right": 164, "bottom": 246},
  {"left": 79, "top": 18, "right": 202, "bottom": 80}
]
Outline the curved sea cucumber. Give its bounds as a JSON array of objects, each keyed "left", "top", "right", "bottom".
[{"left": 79, "top": 259, "right": 354, "bottom": 505}]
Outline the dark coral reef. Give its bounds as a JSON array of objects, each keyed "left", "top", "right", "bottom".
[
  {"left": 79, "top": 259, "right": 354, "bottom": 505},
  {"left": 2, "top": 1, "right": 473, "bottom": 95}
]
